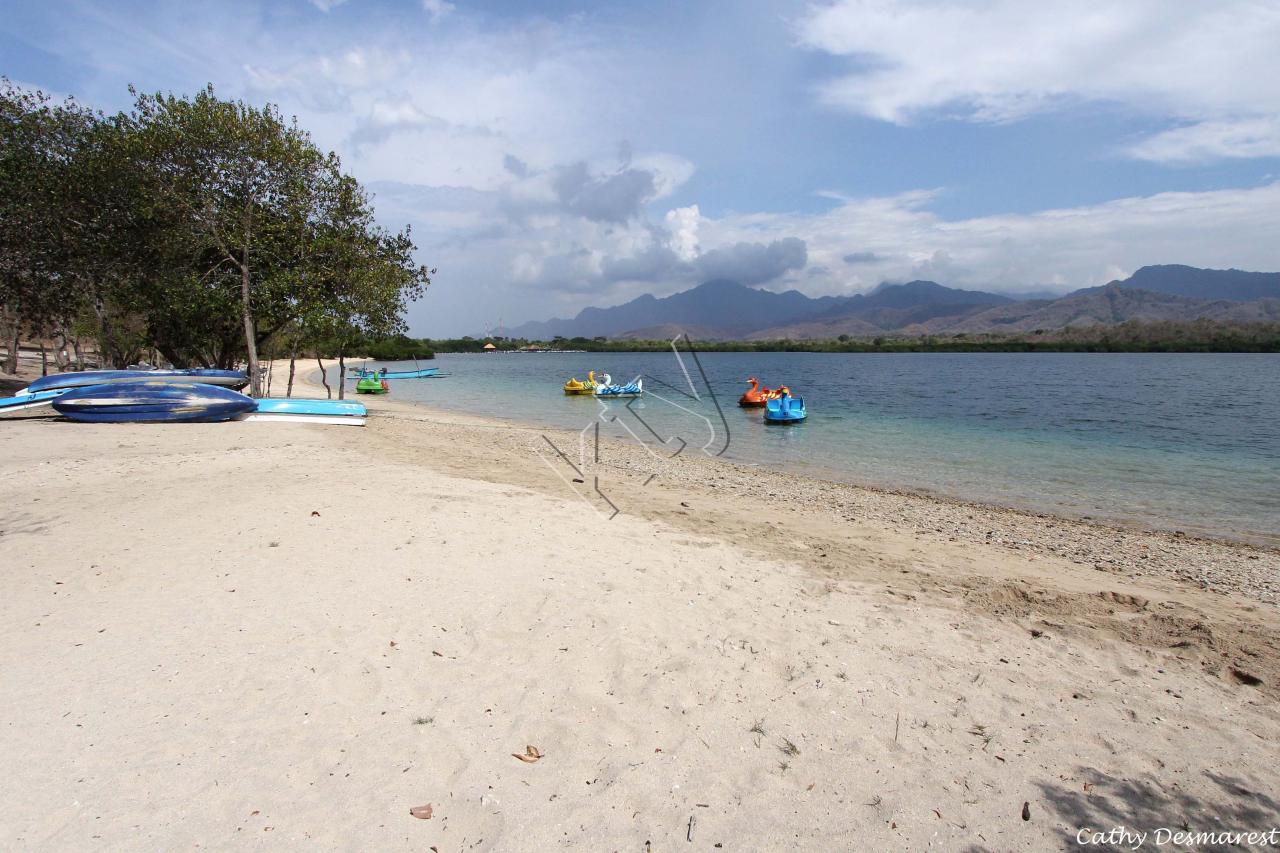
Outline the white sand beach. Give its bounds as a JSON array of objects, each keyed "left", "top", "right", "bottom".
[{"left": 1, "top": 365, "right": 1278, "bottom": 849}]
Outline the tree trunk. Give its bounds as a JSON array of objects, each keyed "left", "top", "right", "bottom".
[
  {"left": 265, "top": 339, "right": 274, "bottom": 398},
  {"left": 72, "top": 336, "right": 84, "bottom": 371},
  {"left": 286, "top": 352, "right": 297, "bottom": 398},
  {"left": 316, "top": 356, "right": 331, "bottom": 399},
  {"left": 240, "top": 260, "right": 261, "bottom": 397},
  {"left": 338, "top": 351, "right": 346, "bottom": 400},
  {"left": 4, "top": 316, "right": 19, "bottom": 375},
  {"left": 39, "top": 341, "right": 48, "bottom": 376},
  {"left": 56, "top": 330, "right": 71, "bottom": 372},
  {"left": 93, "top": 298, "right": 118, "bottom": 369}
]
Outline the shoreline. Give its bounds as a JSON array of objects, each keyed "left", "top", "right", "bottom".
[
  {"left": 303, "top": 355, "right": 1280, "bottom": 551},
  {"left": 297, "top": 363, "right": 1280, "bottom": 603}
]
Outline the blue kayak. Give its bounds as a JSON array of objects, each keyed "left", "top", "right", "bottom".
[
  {"left": 52, "top": 382, "right": 256, "bottom": 423},
  {"left": 235, "top": 398, "right": 367, "bottom": 426},
  {"left": 764, "top": 393, "right": 806, "bottom": 424},
  {"left": 25, "top": 369, "right": 249, "bottom": 395},
  {"left": 0, "top": 388, "right": 70, "bottom": 414}
]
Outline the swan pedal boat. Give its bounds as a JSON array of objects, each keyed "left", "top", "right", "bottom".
[
  {"left": 593, "top": 374, "right": 643, "bottom": 398},
  {"left": 564, "top": 370, "right": 598, "bottom": 395},
  {"left": 739, "top": 377, "right": 791, "bottom": 407}
]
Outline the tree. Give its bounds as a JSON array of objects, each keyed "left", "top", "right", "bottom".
[
  {"left": 0, "top": 81, "right": 88, "bottom": 371},
  {"left": 295, "top": 164, "right": 430, "bottom": 397},
  {"left": 129, "top": 86, "right": 326, "bottom": 395}
]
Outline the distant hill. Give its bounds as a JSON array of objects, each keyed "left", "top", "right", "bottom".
[
  {"left": 506, "top": 278, "right": 1010, "bottom": 340},
  {"left": 503, "top": 265, "right": 1280, "bottom": 341},
  {"left": 1085, "top": 265, "right": 1280, "bottom": 302}
]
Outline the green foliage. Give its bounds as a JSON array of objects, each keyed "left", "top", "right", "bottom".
[{"left": 0, "top": 80, "right": 431, "bottom": 388}]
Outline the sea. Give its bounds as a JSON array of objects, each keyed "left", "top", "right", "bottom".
[{"left": 327, "top": 351, "right": 1280, "bottom": 545}]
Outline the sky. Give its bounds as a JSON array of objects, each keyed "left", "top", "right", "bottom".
[{"left": 5, "top": 0, "right": 1280, "bottom": 336}]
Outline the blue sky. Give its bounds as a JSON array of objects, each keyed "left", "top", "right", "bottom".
[{"left": 5, "top": 0, "right": 1280, "bottom": 335}]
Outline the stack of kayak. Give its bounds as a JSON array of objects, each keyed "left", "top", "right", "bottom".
[{"left": 1, "top": 369, "right": 366, "bottom": 426}]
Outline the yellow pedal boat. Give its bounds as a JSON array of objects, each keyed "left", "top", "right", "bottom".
[{"left": 563, "top": 370, "right": 598, "bottom": 395}]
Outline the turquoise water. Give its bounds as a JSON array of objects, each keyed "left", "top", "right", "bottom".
[{"left": 333, "top": 352, "right": 1280, "bottom": 544}]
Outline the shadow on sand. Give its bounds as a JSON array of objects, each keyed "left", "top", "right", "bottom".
[{"left": 1028, "top": 767, "right": 1280, "bottom": 852}]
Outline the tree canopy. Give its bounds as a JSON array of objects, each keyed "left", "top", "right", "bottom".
[{"left": 0, "top": 80, "right": 431, "bottom": 392}]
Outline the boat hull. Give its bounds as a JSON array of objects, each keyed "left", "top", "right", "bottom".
[
  {"left": 0, "top": 389, "right": 70, "bottom": 414},
  {"left": 52, "top": 382, "right": 256, "bottom": 423},
  {"left": 25, "top": 369, "right": 249, "bottom": 395},
  {"left": 251, "top": 399, "right": 367, "bottom": 417},
  {"left": 235, "top": 413, "right": 366, "bottom": 426},
  {"left": 238, "top": 399, "right": 367, "bottom": 425}
]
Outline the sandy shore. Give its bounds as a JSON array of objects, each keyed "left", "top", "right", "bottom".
[{"left": 2, "top": 363, "right": 1278, "bottom": 849}]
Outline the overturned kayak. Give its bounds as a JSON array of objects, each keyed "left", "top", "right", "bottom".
[
  {"left": 52, "top": 382, "right": 256, "bottom": 423},
  {"left": 235, "top": 398, "right": 367, "bottom": 426},
  {"left": 764, "top": 393, "right": 806, "bottom": 424},
  {"left": 24, "top": 369, "right": 249, "bottom": 395},
  {"left": 0, "top": 388, "right": 70, "bottom": 415}
]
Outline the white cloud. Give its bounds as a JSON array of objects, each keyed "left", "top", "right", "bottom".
[
  {"left": 422, "top": 0, "right": 455, "bottom": 24},
  {"left": 665, "top": 205, "right": 701, "bottom": 261},
  {"left": 709, "top": 181, "right": 1280, "bottom": 297},
  {"left": 796, "top": 0, "right": 1280, "bottom": 161},
  {"left": 309, "top": 0, "right": 348, "bottom": 11},
  {"left": 1126, "top": 117, "right": 1280, "bottom": 164}
]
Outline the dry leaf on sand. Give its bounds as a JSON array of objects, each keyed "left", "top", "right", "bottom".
[{"left": 512, "top": 745, "right": 543, "bottom": 763}]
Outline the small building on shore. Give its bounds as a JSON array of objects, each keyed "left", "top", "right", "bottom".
[{"left": 482, "top": 342, "right": 497, "bottom": 352}]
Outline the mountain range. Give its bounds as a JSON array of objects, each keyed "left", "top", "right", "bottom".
[{"left": 503, "top": 265, "right": 1280, "bottom": 341}]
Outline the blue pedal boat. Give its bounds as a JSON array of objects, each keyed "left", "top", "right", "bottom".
[
  {"left": 25, "top": 368, "right": 249, "bottom": 395},
  {"left": 764, "top": 393, "right": 807, "bottom": 424},
  {"left": 52, "top": 382, "right": 256, "bottom": 423}
]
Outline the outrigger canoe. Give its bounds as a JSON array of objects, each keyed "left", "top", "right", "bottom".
[{"left": 349, "top": 365, "right": 439, "bottom": 379}]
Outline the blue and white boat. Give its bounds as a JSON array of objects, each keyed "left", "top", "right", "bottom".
[
  {"left": 593, "top": 374, "right": 644, "bottom": 399},
  {"left": 235, "top": 398, "right": 367, "bottom": 426},
  {"left": 52, "top": 382, "right": 256, "bottom": 423},
  {"left": 24, "top": 368, "right": 249, "bottom": 395},
  {"left": 0, "top": 388, "right": 70, "bottom": 415},
  {"left": 764, "top": 393, "right": 806, "bottom": 424}
]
